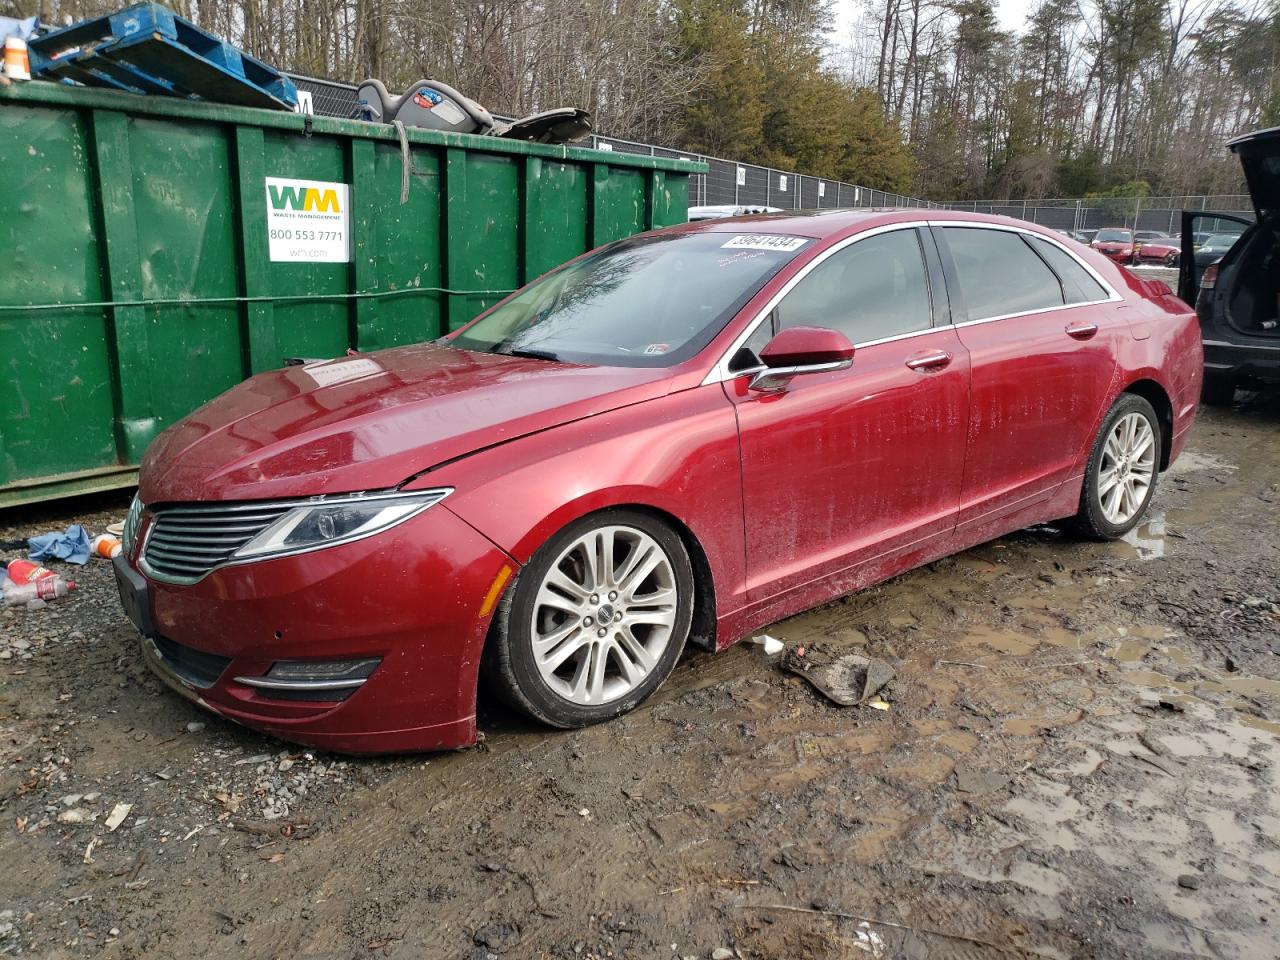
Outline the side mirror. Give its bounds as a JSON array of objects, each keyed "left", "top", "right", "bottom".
[{"left": 749, "top": 326, "right": 854, "bottom": 392}]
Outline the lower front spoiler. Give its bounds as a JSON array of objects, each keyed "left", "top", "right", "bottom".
[{"left": 138, "top": 635, "right": 477, "bottom": 754}]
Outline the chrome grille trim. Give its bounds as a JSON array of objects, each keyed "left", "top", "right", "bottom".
[
  {"left": 141, "top": 502, "right": 293, "bottom": 584},
  {"left": 122, "top": 494, "right": 144, "bottom": 555},
  {"left": 136, "top": 490, "right": 452, "bottom": 585}
]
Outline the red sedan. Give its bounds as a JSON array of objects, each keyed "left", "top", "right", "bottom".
[
  {"left": 1133, "top": 233, "right": 1181, "bottom": 266},
  {"left": 114, "top": 211, "right": 1203, "bottom": 754},
  {"left": 1091, "top": 227, "right": 1136, "bottom": 263}
]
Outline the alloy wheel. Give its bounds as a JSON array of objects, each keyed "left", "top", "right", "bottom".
[
  {"left": 1097, "top": 412, "right": 1157, "bottom": 525},
  {"left": 530, "top": 525, "right": 679, "bottom": 705}
]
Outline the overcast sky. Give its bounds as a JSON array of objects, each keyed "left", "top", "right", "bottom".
[{"left": 830, "top": 0, "right": 1038, "bottom": 39}]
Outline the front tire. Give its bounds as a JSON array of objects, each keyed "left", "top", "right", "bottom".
[
  {"left": 1070, "top": 394, "right": 1161, "bottom": 540},
  {"left": 483, "top": 509, "right": 694, "bottom": 729}
]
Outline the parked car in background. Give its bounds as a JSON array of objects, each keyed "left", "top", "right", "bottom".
[
  {"left": 1180, "top": 126, "right": 1275, "bottom": 405},
  {"left": 1190, "top": 233, "right": 1243, "bottom": 269},
  {"left": 114, "top": 210, "right": 1202, "bottom": 754},
  {"left": 1074, "top": 229, "right": 1099, "bottom": 244},
  {"left": 1091, "top": 228, "right": 1135, "bottom": 263},
  {"left": 688, "top": 204, "right": 784, "bottom": 221},
  {"left": 1132, "top": 233, "right": 1181, "bottom": 266}
]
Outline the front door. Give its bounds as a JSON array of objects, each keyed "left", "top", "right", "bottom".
[{"left": 727, "top": 227, "right": 970, "bottom": 601}]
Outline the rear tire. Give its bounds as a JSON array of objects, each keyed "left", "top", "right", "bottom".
[
  {"left": 1201, "top": 373, "right": 1236, "bottom": 407},
  {"left": 1070, "top": 394, "right": 1161, "bottom": 540},
  {"left": 482, "top": 509, "right": 694, "bottom": 729}
]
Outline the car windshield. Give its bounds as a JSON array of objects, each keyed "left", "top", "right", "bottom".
[
  {"left": 1204, "top": 234, "right": 1240, "bottom": 248},
  {"left": 1096, "top": 229, "right": 1132, "bottom": 242},
  {"left": 448, "top": 231, "right": 809, "bottom": 367}
]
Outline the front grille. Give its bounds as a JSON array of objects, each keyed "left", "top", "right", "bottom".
[
  {"left": 152, "top": 636, "right": 232, "bottom": 689},
  {"left": 142, "top": 503, "right": 292, "bottom": 582}
]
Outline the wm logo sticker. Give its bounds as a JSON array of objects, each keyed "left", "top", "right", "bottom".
[{"left": 268, "top": 184, "right": 341, "bottom": 213}]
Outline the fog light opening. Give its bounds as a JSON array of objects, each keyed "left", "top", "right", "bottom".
[{"left": 233, "top": 657, "right": 382, "bottom": 702}]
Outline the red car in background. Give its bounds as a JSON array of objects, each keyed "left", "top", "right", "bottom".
[
  {"left": 114, "top": 210, "right": 1203, "bottom": 754},
  {"left": 1092, "top": 227, "right": 1135, "bottom": 263},
  {"left": 1132, "top": 232, "right": 1181, "bottom": 266}
]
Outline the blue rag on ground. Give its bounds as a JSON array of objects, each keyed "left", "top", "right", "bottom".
[{"left": 28, "top": 524, "right": 91, "bottom": 565}]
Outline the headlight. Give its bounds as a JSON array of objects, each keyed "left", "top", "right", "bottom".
[{"left": 232, "top": 489, "right": 451, "bottom": 561}]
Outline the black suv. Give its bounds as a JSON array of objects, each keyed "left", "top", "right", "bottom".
[{"left": 1179, "top": 127, "right": 1278, "bottom": 405}]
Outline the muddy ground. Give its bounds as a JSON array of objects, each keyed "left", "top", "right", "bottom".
[{"left": 1, "top": 397, "right": 1277, "bottom": 960}]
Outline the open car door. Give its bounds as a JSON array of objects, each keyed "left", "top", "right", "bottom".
[{"left": 1179, "top": 211, "right": 1253, "bottom": 305}]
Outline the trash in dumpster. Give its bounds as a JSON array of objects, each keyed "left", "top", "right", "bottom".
[
  {"left": 27, "top": 524, "right": 91, "bottom": 564},
  {"left": 780, "top": 646, "right": 896, "bottom": 706},
  {"left": 28, "top": 3, "right": 298, "bottom": 111},
  {"left": 0, "top": 15, "right": 38, "bottom": 41},
  {"left": 353, "top": 77, "right": 591, "bottom": 145},
  {"left": 2, "top": 35, "right": 30, "bottom": 81}
]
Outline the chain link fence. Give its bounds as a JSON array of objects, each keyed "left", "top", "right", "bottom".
[
  {"left": 588, "top": 133, "right": 938, "bottom": 211},
  {"left": 941, "top": 197, "right": 1254, "bottom": 235},
  {"left": 288, "top": 74, "right": 1250, "bottom": 229}
]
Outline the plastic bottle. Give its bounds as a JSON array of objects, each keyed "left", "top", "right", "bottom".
[
  {"left": 2, "top": 38, "right": 30, "bottom": 82},
  {"left": 2, "top": 576, "right": 75, "bottom": 606},
  {"left": 7, "top": 559, "right": 55, "bottom": 584},
  {"left": 90, "top": 534, "right": 123, "bottom": 559}
]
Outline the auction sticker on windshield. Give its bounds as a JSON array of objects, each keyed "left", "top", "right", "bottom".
[
  {"left": 265, "top": 177, "right": 351, "bottom": 263},
  {"left": 721, "top": 235, "right": 810, "bottom": 252}
]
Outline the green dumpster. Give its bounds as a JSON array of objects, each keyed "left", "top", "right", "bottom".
[{"left": 0, "top": 81, "right": 702, "bottom": 508}]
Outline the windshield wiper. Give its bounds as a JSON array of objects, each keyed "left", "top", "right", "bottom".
[{"left": 504, "top": 347, "right": 560, "bottom": 362}]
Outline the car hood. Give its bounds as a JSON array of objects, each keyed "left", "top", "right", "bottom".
[{"left": 139, "top": 344, "right": 672, "bottom": 503}]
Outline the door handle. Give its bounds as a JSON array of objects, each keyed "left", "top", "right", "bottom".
[
  {"left": 905, "top": 350, "right": 952, "bottom": 371},
  {"left": 1065, "top": 321, "right": 1098, "bottom": 340}
]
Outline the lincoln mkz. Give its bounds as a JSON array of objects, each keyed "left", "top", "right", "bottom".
[{"left": 114, "top": 210, "right": 1202, "bottom": 753}]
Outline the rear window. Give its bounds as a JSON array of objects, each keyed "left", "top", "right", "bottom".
[
  {"left": 1028, "top": 237, "right": 1110, "bottom": 304},
  {"left": 943, "top": 227, "right": 1065, "bottom": 321}
]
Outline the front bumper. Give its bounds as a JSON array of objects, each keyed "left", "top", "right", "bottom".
[
  {"left": 119, "top": 504, "right": 515, "bottom": 754},
  {"left": 1094, "top": 246, "right": 1133, "bottom": 263}
]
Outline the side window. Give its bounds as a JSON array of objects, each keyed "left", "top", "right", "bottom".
[
  {"left": 1028, "top": 236, "right": 1109, "bottom": 304},
  {"left": 775, "top": 229, "right": 932, "bottom": 343},
  {"left": 943, "top": 227, "right": 1065, "bottom": 320}
]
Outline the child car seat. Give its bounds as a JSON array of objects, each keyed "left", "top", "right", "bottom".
[
  {"left": 353, "top": 78, "right": 494, "bottom": 134},
  {"left": 355, "top": 79, "right": 591, "bottom": 145}
]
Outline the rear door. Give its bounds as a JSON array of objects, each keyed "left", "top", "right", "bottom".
[
  {"left": 1178, "top": 211, "right": 1253, "bottom": 304},
  {"left": 934, "top": 225, "right": 1125, "bottom": 530}
]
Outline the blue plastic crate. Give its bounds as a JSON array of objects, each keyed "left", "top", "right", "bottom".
[{"left": 29, "top": 3, "right": 297, "bottom": 111}]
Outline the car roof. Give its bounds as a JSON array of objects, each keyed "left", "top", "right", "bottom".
[{"left": 668, "top": 208, "right": 1066, "bottom": 240}]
